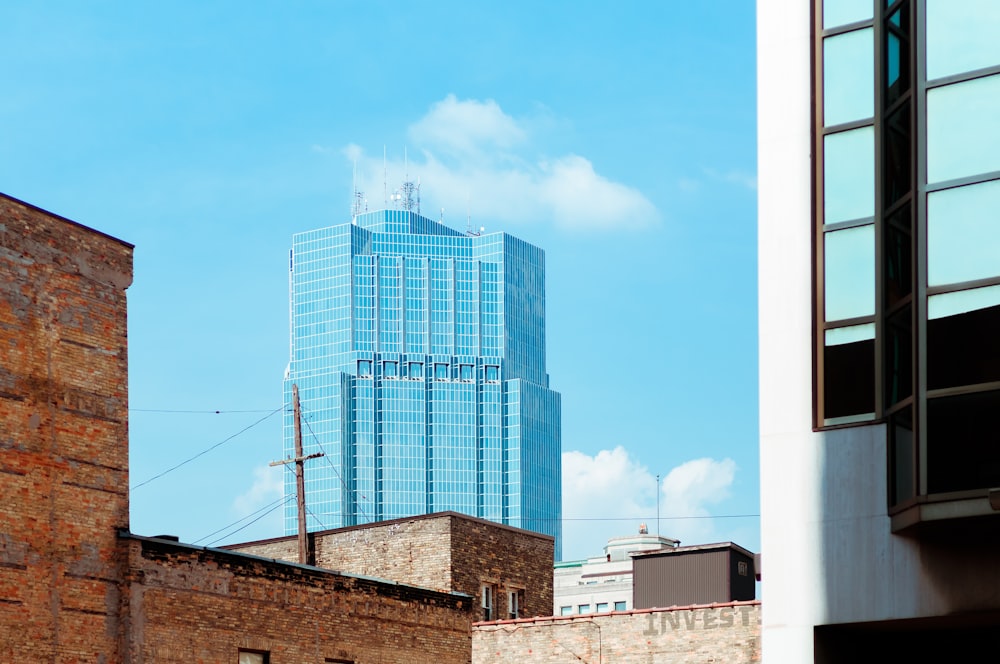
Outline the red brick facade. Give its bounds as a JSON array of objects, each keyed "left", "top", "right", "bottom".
[
  {"left": 0, "top": 194, "right": 478, "bottom": 663},
  {"left": 0, "top": 194, "right": 133, "bottom": 662},
  {"left": 123, "top": 535, "right": 472, "bottom": 663}
]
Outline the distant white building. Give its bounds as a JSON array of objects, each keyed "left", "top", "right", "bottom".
[{"left": 553, "top": 525, "right": 677, "bottom": 616}]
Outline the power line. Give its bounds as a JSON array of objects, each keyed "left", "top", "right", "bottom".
[
  {"left": 206, "top": 494, "right": 294, "bottom": 547},
  {"left": 130, "top": 404, "right": 284, "bottom": 490},
  {"left": 298, "top": 403, "right": 371, "bottom": 522},
  {"left": 192, "top": 493, "right": 293, "bottom": 545},
  {"left": 130, "top": 408, "right": 278, "bottom": 414}
]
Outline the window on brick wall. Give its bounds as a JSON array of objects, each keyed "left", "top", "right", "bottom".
[
  {"left": 239, "top": 650, "right": 269, "bottom": 664},
  {"left": 482, "top": 583, "right": 495, "bottom": 621},
  {"left": 507, "top": 587, "right": 523, "bottom": 619}
]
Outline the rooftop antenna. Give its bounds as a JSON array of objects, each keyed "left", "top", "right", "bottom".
[
  {"left": 351, "top": 159, "right": 366, "bottom": 221},
  {"left": 439, "top": 207, "right": 445, "bottom": 223}
]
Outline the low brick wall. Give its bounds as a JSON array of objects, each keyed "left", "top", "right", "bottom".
[
  {"left": 128, "top": 536, "right": 474, "bottom": 663},
  {"left": 472, "top": 601, "right": 761, "bottom": 663}
]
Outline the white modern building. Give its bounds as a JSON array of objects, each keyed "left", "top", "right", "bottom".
[
  {"left": 759, "top": 0, "right": 1000, "bottom": 660},
  {"left": 553, "top": 526, "right": 677, "bottom": 616}
]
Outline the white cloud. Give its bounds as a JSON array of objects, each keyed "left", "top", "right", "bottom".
[
  {"left": 561, "top": 447, "right": 738, "bottom": 561},
  {"left": 660, "top": 457, "right": 738, "bottom": 545},
  {"left": 233, "top": 463, "right": 284, "bottom": 515},
  {"left": 346, "top": 95, "right": 658, "bottom": 231}
]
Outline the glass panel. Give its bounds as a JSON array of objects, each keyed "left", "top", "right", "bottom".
[
  {"left": 883, "top": 103, "right": 911, "bottom": 206},
  {"left": 927, "top": 286, "right": 1000, "bottom": 390},
  {"left": 927, "top": 74, "right": 1000, "bottom": 184},
  {"left": 824, "top": 126, "right": 876, "bottom": 223},
  {"left": 884, "top": 205, "right": 912, "bottom": 308},
  {"left": 560, "top": 606, "right": 573, "bottom": 616},
  {"left": 614, "top": 601, "right": 627, "bottom": 611},
  {"left": 927, "top": 0, "right": 1000, "bottom": 80},
  {"left": 823, "top": 323, "right": 875, "bottom": 423},
  {"left": 889, "top": 406, "right": 915, "bottom": 506},
  {"left": 824, "top": 224, "right": 875, "bottom": 321},
  {"left": 824, "top": 0, "right": 873, "bottom": 29},
  {"left": 824, "top": 28, "right": 874, "bottom": 126},
  {"left": 885, "top": 305, "right": 912, "bottom": 405},
  {"left": 884, "top": 5, "right": 910, "bottom": 107},
  {"left": 928, "top": 179, "right": 1000, "bottom": 286},
  {"left": 927, "top": 390, "right": 1000, "bottom": 494}
]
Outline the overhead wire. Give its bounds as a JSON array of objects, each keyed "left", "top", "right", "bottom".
[{"left": 130, "top": 404, "right": 284, "bottom": 490}]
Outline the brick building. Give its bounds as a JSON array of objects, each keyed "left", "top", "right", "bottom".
[
  {"left": 472, "top": 600, "right": 761, "bottom": 663},
  {"left": 226, "top": 511, "right": 555, "bottom": 622},
  {"left": 0, "top": 193, "right": 487, "bottom": 663}
]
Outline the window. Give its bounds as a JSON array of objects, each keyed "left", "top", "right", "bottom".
[
  {"left": 481, "top": 584, "right": 495, "bottom": 621},
  {"left": 578, "top": 604, "right": 592, "bottom": 614},
  {"left": 614, "top": 601, "right": 627, "bottom": 611},
  {"left": 460, "top": 364, "right": 473, "bottom": 382},
  {"left": 383, "top": 361, "right": 397, "bottom": 378},
  {"left": 409, "top": 361, "right": 423, "bottom": 379},
  {"left": 485, "top": 365, "right": 499, "bottom": 382},
  {"left": 357, "top": 360, "right": 372, "bottom": 377},
  {"left": 560, "top": 605, "right": 573, "bottom": 616},
  {"left": 239, "top": 651, "right": 269, "bottom": 664},
  {"left": 814, "top": 0, "right": 1000, "bottom": 524},
  {"left": 507, "top": 588, "right": 523, "bottom": 619},
  {"left": 435, "top": 363, "right": 449, "bottom": 381},
  {"left": 596, "top": 602, "right": 608, "bottom": 613}
]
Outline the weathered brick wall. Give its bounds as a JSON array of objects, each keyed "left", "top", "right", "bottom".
[
  {"left": 228, "top": 512, "right": 555, "bottom": 621},
  {"left": 472, "top": 601, "right": 761, "bottom": 663},
  {"left": 0, "top": 195, "right": 133, "bottom": 662},
  {"left": 127, "top": 537, "right": 474, "bottom": 664},
  {"left": 450, "top": 515, "right": 554, "bottom": 620}
]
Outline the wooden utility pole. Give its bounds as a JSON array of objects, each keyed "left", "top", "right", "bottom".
[{"left": 270, "top": 384, "right": 323, "bottom": 564}]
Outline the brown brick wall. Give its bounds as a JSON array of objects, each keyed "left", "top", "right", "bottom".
[
  {"left": 229, "top": 513, "right": 555, "bottom": 622},
  {"left": 0, "top": 194, "right": 133, "bottom": 662},
  {"left": 450, "top": 515, "right": 553, "bottom": 620},
  {"left": 127, "top": 537, "right": 474, "bottom": 664},
  {"left": 472, "top": 601, "right": 761, "bottom": 663}
]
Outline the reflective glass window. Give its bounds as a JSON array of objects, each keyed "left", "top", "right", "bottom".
[
  {"left": 884, "top": 5, "right": 910, "bottom": 107},
  {"left": 824, "top": 28, "right": 874, "bottom": 126},
  {"left": 883, "top": 102, "right": 911, "bottom": 206},
  {"left": 823, "top": 323, "right": 876, "bottom": 423},
  {"left": 824, "top": 224, "right": 875, "bottom": 321},
  {"left": 358, "top": 360, "right": 372, "bottom": 377},
  {"left": 927, "top": 285, "right": 1000, "bottom": 390},
  {"left": 823, "top": 0, "right": 873, "bottom": 28},
  {"left": 926, "top": 0, "right": 1000, "bottom": 80},
  {"left": 824, "top": 126, "right": 875, "bottom": 223},
  {"left": 927, "top": 389, "right": 1000, "bottom": 494},
  {"left": 889, "top": 406, "right": 915, "bottom": 506},
  {"left": 884, "top": 205, "right": 912, "bottom": 308},
  {"left": 384, "top": 361, "right": 397, "bottom": 378},
  {"left": 927, "top": 74, "right": 1000, "bottom": 184},
  {"left": 614, "top": 601, "right": 627, "bottom": 611},
  {"left": 928, "top": 179, "right": 1000, "bottom": 287}
]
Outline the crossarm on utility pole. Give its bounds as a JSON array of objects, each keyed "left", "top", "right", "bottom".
[{"left": 269, "top": 384, "right": 324, "bottom": 564}]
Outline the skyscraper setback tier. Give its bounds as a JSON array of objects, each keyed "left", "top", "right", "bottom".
[{"left": 284, "top": 209, "right": 562, "bottom": 558}]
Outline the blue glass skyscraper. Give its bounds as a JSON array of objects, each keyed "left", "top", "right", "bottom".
[{"left": 284, "top": 207, "right": 561, "bottom": 557}]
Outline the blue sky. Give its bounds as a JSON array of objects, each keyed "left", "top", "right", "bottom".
[{"left": 1, "top": 1, "right": 758, "bottom": 561}]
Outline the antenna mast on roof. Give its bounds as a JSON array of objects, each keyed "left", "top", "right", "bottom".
[
  {"left": 391, "top": 147, "right": 420, "bottom": 213},
  {"left": 351, "top": 159, "right": 366, "bottom": 220}
]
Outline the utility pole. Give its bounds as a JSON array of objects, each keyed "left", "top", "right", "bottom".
[{"left": 270, "top": 384, "right": 323, "bottom": 564}]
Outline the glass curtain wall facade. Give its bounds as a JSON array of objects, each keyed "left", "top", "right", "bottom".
[
  {"left": 284, "top": 209, "right": 561, "bottom": 556},
  {"left": 814, "top": 0, "right": 1000, "bottom": 520}
]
